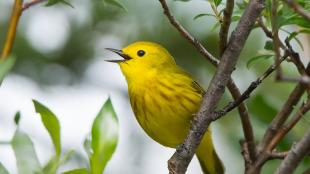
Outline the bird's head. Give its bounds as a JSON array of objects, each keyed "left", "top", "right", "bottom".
[{"left": 106, "top": 42, "right": 176, "bottom": 80}]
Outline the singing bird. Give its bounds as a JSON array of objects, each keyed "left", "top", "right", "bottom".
[{"left": 106, "top": 41, "right": 224, "bottom": 174}]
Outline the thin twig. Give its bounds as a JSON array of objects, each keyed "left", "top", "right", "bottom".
[
  {"left": 269, "top": 151, "right": 288, "bottom": 159},
  {"left": 22, "top": 0, "right": 47, "bottom": 11},
  {"left": 284, "top": 0, "right": 310, "bottom": 22},
  {"left": 250, "top": 64, "right": 310, "bottom": 173},
  {"left": 227, "top": 80, "right": 257, "bottom": 165},
  {"left": 219, "top": 0, "right": 234, "bottom": 56},
  {"left": 216, "top": 53, "right": 288, "bottom": 116},
  {"left": 257, "top": 17, "right": 273, "bottom": 38},
  {"left": 266, "top": 99, "right": 310, "bottom": 151},
  {"left": 259, "top": 84, "right": 306, "bottom": 149},
  {"left": 158, "top": 0, "right": 218, "bottom": 66},
  {"left": 276, "top": 127, "right": 310, "bottom": 174},
  {"left": 164, "top": 0, "right": 265, "bottom": 172},
  {"left": 0, "top": 0, "right": 23, "bottom": 61}
]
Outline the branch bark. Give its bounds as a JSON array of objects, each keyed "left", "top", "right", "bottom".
[
  {"left": 219, "top": 0, "right": 234, "bottom": 56},
  {"left": 164, "top": 0, "right": 265, "bottom": 172},
  {"left": 266, "top": 99, "right": 310, "bottom": 151},
  {"left": 276, "top": 127, "right": 310, "bottom": 174}
]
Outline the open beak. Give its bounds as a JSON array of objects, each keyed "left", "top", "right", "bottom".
[{"left": 105, "top": 48, "right": 132, "bottom": 63}]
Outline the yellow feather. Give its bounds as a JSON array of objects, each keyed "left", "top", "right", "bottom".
[{"left": 114, "top": 41, "right": 224, "bottom": 174}]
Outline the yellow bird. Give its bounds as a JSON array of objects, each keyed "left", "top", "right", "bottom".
[{"left": 106, "top": 41, "right": 224, "bottom": 174}]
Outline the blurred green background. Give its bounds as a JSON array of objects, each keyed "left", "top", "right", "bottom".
[{"left": 0, "top": 0, "right": 309, "bottom": 173}]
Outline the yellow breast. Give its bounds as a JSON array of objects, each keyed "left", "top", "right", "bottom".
[{"left": 127, "top": 68, "right": 203, "bottom": 147}]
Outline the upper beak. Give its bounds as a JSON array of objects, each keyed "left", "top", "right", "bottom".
[{"left": 105, "top": 48, "right": 132, "bottom": 63}]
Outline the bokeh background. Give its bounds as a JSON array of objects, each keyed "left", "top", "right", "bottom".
[{"left": 0, "top": 0, "right": 310, "bottom": 173}]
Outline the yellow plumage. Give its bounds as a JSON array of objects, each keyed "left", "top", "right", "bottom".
[{"left": 108, "top": 41, "right": 224, "bottom": 174}]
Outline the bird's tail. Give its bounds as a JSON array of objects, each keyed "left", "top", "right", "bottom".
[{"left": 196, "top": 130, "right": 224, "bottom": 174}]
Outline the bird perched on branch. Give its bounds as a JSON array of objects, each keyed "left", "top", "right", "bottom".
[{"left": 106, "top": 41, "right": 224, "bottom": 174}]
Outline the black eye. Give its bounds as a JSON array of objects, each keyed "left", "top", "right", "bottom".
[{"left": 137, "top": 50, "right": 145, "bottom": 57}]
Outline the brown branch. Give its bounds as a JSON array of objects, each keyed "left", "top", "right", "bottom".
[
  {"left": 269, "top": 151, "right": 288, "bottom": 159},
  {"left": 158, "top": 0, "right": 218, "bottom": 66},
  {"left": 257, "top": 17, "right": 273, "bottom": 38},
  {"left": 266, "top": 99, "right": 310, "bottom": 151},
  {"left": 249, "top": 64, "right": 310, "bottom": 173},
  {"left": 284, "top": 0, "right": 310, "bottom": 22},
  {"left": 219, "top": 0, "right": 257, "bottom": 165},
  {"left": 217, "top": 53, "right": 288, "bottom": 116},
  {"left": 276, "top": 127, "right": 310, "bottom": 174},
  {"left": 240, "top": 140, "right": 254, "bottom": 170},
  {"left": 158, "top": 0, "right": 257, "bottom": 165},
  {"left": 259, "top": 83, "right": 306, "bottom": 150},
  {"left": 165, "top": 0, "right": 265, "bottom": 172},
  {"left": 0, "top": 0, "right": 23, "bottom": 61},
  {"left": 260, "top": 63, "right": 310, "bottom": 151},
  {"left": 22, "top": 0, "right": 47, "bottom": 11},
  {"left": 227, "top": 81, "right": 257, "bottom": 165},
  {"left": 219, "top": 0, "right": 234, "bottom": 56}
]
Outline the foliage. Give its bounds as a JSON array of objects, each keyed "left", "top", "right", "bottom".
[
  {"left": 0, "top": 98, "right": 118, "bottom": 174},
  {"left": 87, "top": 98, "right": 119, "bottom": 174}
]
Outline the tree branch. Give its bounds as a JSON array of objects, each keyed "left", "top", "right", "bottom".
[
  {"left": 158, "top": 0, "right": 257, "bottom": 165},
  {"left": 266, "top": 99, "right": 310, "bottom": 151},
  {"left": 284, "top": 0, "right": 310, "bottom": 22},
  {"left": 0, "top": 0, "right": 23, "bottom": 61},
  {"left": 260, "top": 63, "right": 310, "bottom": 152},
  {"left": 219, "top": 0, "right": 234, "bottom": 56},
  {"left": 217, "top": 53, "right": 288, "bottom": 116},
  {"left": 165, "top": 0, "right": 265, "bottom": 172},
  {"left": 276, "top": 127, "right": 310, "bottom": 174},
  {"left": 158, "top": 0, "right": 218, "bottom": 66}
]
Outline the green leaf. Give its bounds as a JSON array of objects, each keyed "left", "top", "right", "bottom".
[
  {"left": 0, "top": 56, "right": 16, "bottom": 82},
  {"left": 174, "top": 0, "right": 191, "bottom": 1},
  {"left": 247, "top": 54, "right": 274, "bottom": 69},
  {"left": 45, "top": 0, "right": 73, "bottom": 8},
  {"left": 193, "top": 13, "right": 215, "bottom": 20},
  {"left": 33, "top": 100, "right": 61, "bottom": 157},
  {"left": 103, "top": 0, "right": 127, "bottom": 11},
  {"left": 90, "top": 98, "right": 119, "bottom": 174},
  {"left": 0, "top": 162, "right": 9, "bottom": 174},
  {"left": 11, "top": 130, "right": 43, "bottom": 174},
  {"left": 214, "top": 0, "right": 222, "bottom": 7},
  {"left": 14, "top": 111, "right": 21, "bottom": 125},
  {"left": 62, "top": 168, "right": 89, "bottom": 174},
  {"left": 264, "top": 40, "right": 274, "bottom": 50}
]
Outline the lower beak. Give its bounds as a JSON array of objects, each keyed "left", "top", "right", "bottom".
[{"left": 105, "top": 48, "right": 132, "bottom": 63}]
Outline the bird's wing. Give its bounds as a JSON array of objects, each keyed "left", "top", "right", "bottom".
[{"left": 172, "top": 66, "right": 206, "bottom": 96}]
